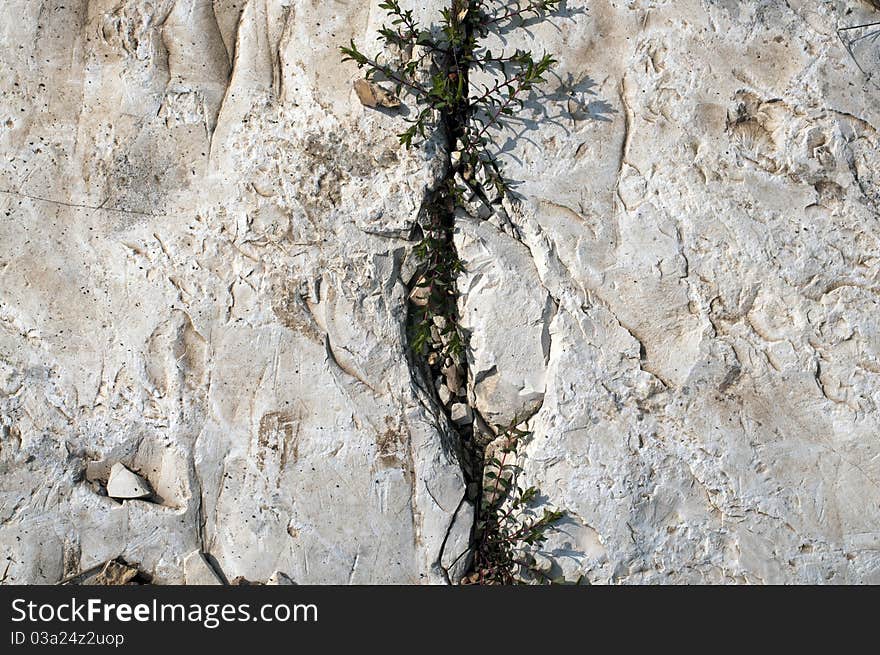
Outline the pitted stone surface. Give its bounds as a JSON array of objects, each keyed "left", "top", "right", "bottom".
[
  {"left": 468, "top": 0, "right": 880, "bottom": 584},
  {"left": 2, "top": 0, "right": 880, "bottom": 585},
  {"left": 0, "top": 0, "right": 468, "bottom": 585}
]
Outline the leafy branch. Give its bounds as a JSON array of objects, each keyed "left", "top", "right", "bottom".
[
  {"left": 461, "top": 421, "right": 565, "bottom": 585},
  {"left": 342, "top": 1, "right": 565, "bottom": 365},
  {"left": 340, "top": 0, "right": 562, "bottom": 198}
]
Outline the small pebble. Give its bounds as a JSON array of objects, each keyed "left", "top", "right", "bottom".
[{"left": 450, "top": 403, "right": 473, "bottom": 425}]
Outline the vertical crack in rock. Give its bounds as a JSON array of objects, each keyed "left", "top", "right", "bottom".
[
  {"left": 402, "top": 3, "right": 483, "bottom": 582},
  {"left": 193, "top": 462, "right": 227, "bottom": 584},
  {"left": 400, "top": 1, "right": 566, "bottom": 583},
  {"left": 407, "top": 155, "right": 481, "bottom": 584}
]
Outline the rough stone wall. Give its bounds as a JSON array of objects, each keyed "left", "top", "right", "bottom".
[
  {"left": 0, "top": 0, "right": 469, "bottom": 585},
  {"left": 474, "top": 0, "right": 880, "bottom": 584},
  {"left": 2, "top": 0, "right": 879, "bottom": 584}
]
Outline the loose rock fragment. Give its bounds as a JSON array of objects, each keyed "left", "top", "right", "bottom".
[
  {"left": 229, "top": 576, "right": 259, "bottom": 585},
  {"left": 91, "top": 560, "right": 141, "bottom": 585},
  {"left": 106, "top": 463, "right": 152, "bottom": 500},
  {"left": 532, "top": 553, "right": 553, "bottom": 573},
  {"left": 409, "top": 276, "right": 431, "bottom": 306},
  {"left": 84, "top": 459, "right": 111, "bottom": 483},
  {"left": 353, "top": 78, "right": 400, "bottom": 108},
  {"left": 267, "top": 571, "right": 296, "bottom": 585},
  {"left": 62, "top": 559, "right": 147, "bottom": 586},
  {"left": 450, "top": 403, "right": 473, "bottom": 425},
  {"left": 442, "top": 363, "right": 463, "bottom": 394}
]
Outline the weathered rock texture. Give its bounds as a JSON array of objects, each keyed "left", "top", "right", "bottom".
[
  {"left": 0, "top": 0, "right": 469, "bottom": 584},
  {"left": 2, "top": 0, "right": 880, "bottom": 584},
  {"left": 473, "top": 0, "right": 880, "bottom": 584}
]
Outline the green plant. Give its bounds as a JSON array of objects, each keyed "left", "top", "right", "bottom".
[
  {"left": 341, "top": 1, "right": 572, "bottom": 584},
  {"left": 341, "top": 1, "right": 564, "bottom": 361},
  {"left": 343, "top": 0, "right": 560, "bottom": 195},
  {"left": 838, "top": 19, "right": 880, "bottom": 89},
  {"left": 407, "top": 178, "right": 465, "bottom": 360},
  {"left": 464, "top": 422, "right": 565, "bottom": 585}
]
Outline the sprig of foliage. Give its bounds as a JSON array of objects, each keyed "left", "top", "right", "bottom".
[
  {"left": 408, "top": 180, "right": 465, "bottom": 360},
  {"left": 341, "top": 2, "right": 564, "bottom": 363},
  {"left": 464, "top": 421, "right": 565, "bottom": 585},
  {"left": 341, "top": 1, "right": 562, "bottom": 198}
]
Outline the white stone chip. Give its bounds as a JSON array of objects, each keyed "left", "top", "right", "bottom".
[
  {"left": 450, "top": 403, "right": 473, "bottom": 425},
  {"left": 266, "top": 571, "right": 295, "bottom": 585},
  {"left": 106, "top": 463, "right": 152, "bottom": 500}
]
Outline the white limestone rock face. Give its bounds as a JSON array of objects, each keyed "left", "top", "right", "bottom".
[
  {"left": 3, "top": 0, "right": 880, "bottom": 587},
  {"left": 464, "top": 0, "right": 880, "bottom": 583},
  {"left": 455, "top": 214, "right": 553, "bottom": 426},
  {"left": 266, "top": 570, "right": 295, "bottom": 585},
  {"left": 0, "top": 0, "right": 470, "bottom": 584}
]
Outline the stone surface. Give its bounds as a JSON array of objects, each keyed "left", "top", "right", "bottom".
[
  {"left": 0, "top": 0, "right": 469, "bottom": 585},
  {"left": 450, "top": 403, "right": 473, "bottom": 426},
  {"left": 183, "top": 551, "right": 223, "bottom": 585},
  {"left": 2, "top": 0, "right": 880, "bottom": 585},
  {"left": 61, "top": 559, "right": 146, "bottom": 586},
  {"left": 266, "top": 570, "right": 295, "bottom": 585},
  {"left": 455, "top": 214, "right": 552, "bottom": 426},
  {"left": 471, "top": 0, "right": 880, "bottom": 584},
  {"left": 106, "top": 463, "right": 153, "bottom": 500}
]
